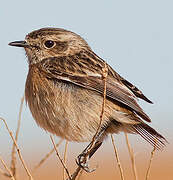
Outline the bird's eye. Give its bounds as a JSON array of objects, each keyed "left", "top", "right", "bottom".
[{"left": 44, "top": 40, "right": 55, "bottom": 48}]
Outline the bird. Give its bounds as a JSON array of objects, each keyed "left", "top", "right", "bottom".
[{"left": 9, "top": 27, "right": 166, "bottom": 172}]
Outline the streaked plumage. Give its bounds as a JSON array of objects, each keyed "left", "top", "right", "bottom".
[{"left": 9, "top": 28, "right": 167, "bottom": 171}]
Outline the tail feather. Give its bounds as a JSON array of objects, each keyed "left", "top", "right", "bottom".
[{"left": 132, "top": 123, "right": 167, "bottom": 150}]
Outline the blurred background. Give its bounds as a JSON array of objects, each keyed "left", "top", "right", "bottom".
[{"left": 1, "top": 0, "right": 173, "bottom": 179}]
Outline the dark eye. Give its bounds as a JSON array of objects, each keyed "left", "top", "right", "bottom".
[{"left": 44, "top": 40, "right": 55, "bottom": 48}]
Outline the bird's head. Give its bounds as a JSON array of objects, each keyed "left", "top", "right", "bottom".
[{"left": 9, "top": 28, "right": 90, "bottom": 64}]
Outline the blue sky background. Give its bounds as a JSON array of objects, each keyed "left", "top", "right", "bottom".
[{"left": 0, "top": 0, "right": 173, "bottom": 164}]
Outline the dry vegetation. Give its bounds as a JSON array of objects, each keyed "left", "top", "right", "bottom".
[{"left": 0, "top": 63, "right": 160, "bottom": 180}]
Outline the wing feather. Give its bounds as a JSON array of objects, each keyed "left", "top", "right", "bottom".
[{"left": 39, "top": 53, "right": 152, "bottom": 122}]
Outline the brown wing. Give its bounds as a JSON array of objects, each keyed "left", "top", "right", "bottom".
[
  {"left": 39, "top": 52, "right": 152, "bottom": 122},
  {"left": 108, "top": 66, "right": 153, "bottom": 103},
  {"left": 63, "top": 75, "right": 151, "bottom": 122}
]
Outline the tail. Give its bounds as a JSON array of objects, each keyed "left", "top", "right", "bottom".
[{"left": 132, "top": 123, "right": 167, "bottom": 150}]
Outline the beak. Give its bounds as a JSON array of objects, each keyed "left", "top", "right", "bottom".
[{"left": 8, "top": 41, "right": 29, "bottom": 48}]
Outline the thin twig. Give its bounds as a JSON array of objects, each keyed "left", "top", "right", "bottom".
[
  {"left": 145, "top": 139, "right": 157, "bottom": 180},
  {"left": 50, "top": 135, "right": 72, "bottom": 180},
  {"left": 68, "top": 63, "right": 108, "bottom": 180},
  {"left": 124, "top": 133, "right": 138, "bottom": 180},
  {"left": 0, "top": 117, "right": 34, "bottom": 180},
  {"left": 0, "top": 155, "right": 16, "bottom": 180},
  {"left": 111, "top": 135, "right": 125, "bottom": 180},
  {"left": 67, "top": 167, "right": 82, "bottom": 180},
  {"left": 69, "top": 63, "right": 108, "bottom": 179},
  {"left": 33, "top": 139, "right": 63, "bottom": 171},
  {"left": 10, "top": 95, "right": 24, "bottom": 178},
  {"left": 0, "top": 168, "right": 12, "bottom": 178},
  {"left": 88, "top": 63, "right": 108, "bottom": 151},
  {"left": 63, "top": 141, "right": 68, "bottom": 180},
  {"left": 76, "top": 169, "right": 84, "bottom": 180}
]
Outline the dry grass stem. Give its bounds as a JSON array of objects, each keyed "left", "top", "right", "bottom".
[
  {"left": 10, "top": 95, "right": 25, "bottom": 178},
  {"left": 124, "top": 133, "right": 138, "bottom": 180},
  {"left": 145, "top": 139, "right": 157, "bottom": 180},
  {"left": 86, "top": 62, "right": 108, "bottom": 156},
  {"left": 0, "top": 155, "right": 15, "bottom": 180},
  {"left": 67, "top": 161, "right": 83, "bottom": 180},
  {"left": 50, "top": 135, "right": 72, "bottom": 180},
  {"left": 0, "top": 117, "right": 34, "bottom": 180},
  {"left": 91, "top": 63, "right": 108, "bottom": 143},
  {"left": 68, "top": 63, "right": 108, "bottom": 180},
  {"left": 111, "top": 135, "right": 125, "bottom": 180},
  {"left": 0, "top": 168, "right": 11, "bottom": 178},
  {"left": 33, "top": 139, "right": 63, "bottom": 171},
  {"left": 63, "top": 140, "right": 68, "bottom": 180},
  {"left": 76, "top": 169, "right": 84, "bottom": 180},
  {"left": 67, "top": 167, "right": 82, "bottom": 180}
]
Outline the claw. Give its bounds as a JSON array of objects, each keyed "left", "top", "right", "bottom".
[
  {"left": 75, "top": 135, "right": 104, "bottom": 173},
  {"left": 76, "top": 153, "right": 96, "bottom": 173}
]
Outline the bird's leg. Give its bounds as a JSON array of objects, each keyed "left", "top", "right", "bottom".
[
  {"left": 76, "top": 128, "right": 105, "bottom": 172},
  {"left": 76, "top": 141, "right": 102, "bottom": 172}
]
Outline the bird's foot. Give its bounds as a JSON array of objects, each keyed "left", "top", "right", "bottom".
[{"left": 76, "top": 153, "right": 96, "bottom": 173}]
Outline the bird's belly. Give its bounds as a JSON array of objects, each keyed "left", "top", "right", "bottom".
[{"left": 26, "top": 79, "right": 108, "bottom": 142}]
